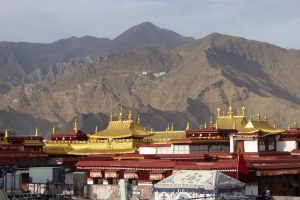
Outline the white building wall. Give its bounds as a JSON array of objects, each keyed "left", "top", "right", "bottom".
[
  {"left": 244, "top": 139, "right": 258, "bottom": 153},
  {"left": 157, "top": 147, "right": 172, "bottom": 154},
  {"left": 276, "top": 141, "right": 297, "bottom": 152},
  {"left": 139, "top": 147, "right": 157, "bottom": 154},
  {"left": 230, "top": 136, "right": 235, "bottom": 153}
]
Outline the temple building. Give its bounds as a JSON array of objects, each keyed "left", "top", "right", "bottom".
[
  {"left": 44, "top": 109, "right": 185, "bottom": 155},
  {"left": 0, "top": 128, "right": 47, "bottom": 162}
]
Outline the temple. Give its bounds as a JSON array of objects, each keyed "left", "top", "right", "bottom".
[
  {"left": 44, "top": 108, "right": 185, "bottom": 155},
  {"left": 19, "top": 105, "right": 300, "bottom": 196}
]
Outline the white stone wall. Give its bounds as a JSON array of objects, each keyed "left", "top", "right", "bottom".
[
  {"left": 276, "top": 140, "right": 297, "bottom": 152},
  {"left": 230, "top": 136, "right": 236, "bottom": 153},
  {"left": 244, "top": 139, "right": 258, "bottom": 152},
  {"left": 157, "top": 147, "right": 172, "bottom": 154},
  {"left": 139, "top": 147, "right": 157, "bottom": 154}
]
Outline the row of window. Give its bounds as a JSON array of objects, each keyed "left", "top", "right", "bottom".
[{"left": 173, "top": 144, "right": 229, "bottom": 153}]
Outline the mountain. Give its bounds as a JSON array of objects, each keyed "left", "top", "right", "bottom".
[
  {"left": 109, "top": 22, "right": 194, "bottom": 53},
  {"left": 0, "top": 22, "right": 193, "bottom": 96},
  {"left": 0, "top": 24, "right": 300, "bottom": 136}
]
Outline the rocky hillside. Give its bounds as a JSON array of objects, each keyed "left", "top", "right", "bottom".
[{"left": 0, "top": 23, "right": 300, "bottom": 136}]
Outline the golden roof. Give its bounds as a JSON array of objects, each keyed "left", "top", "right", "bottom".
[
  {"left": 90, "top": 119, "right": 152, "bottom": 139},
  {"left": 146, "top": 130, "right": 186, "bottom": 143},
  {"left": 215, "top": 116, "right": 248, "bottom": 131},
  {"left": 215, "top": 106, "right": 282, "bottom": 133}
]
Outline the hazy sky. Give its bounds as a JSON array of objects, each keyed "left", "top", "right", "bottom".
[{"left": 0, "top": 0, "right": 299, "bottom": 49}]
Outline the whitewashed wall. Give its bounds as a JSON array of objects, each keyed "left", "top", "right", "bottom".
[
  {"left": 276, "top": 141, "right": 297, "bottom": 152},
  {"left": 230, "top": 136, "right": 235, "bottom": 153},
  {"left": 244, "top": 139, "right": 258, "bottom": 152},
  {"left": 139, "top": 147, "right": 157, "bottom": 154}
]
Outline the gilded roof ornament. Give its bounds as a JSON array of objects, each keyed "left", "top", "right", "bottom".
[
  {"left": 264, "top": 114, "right": 268, "bottom": 121},
  {"left": 35, "top": 128, "right": 39, "bottom": 137},
  {"left": 137, "top": 115, "right": 141, "bottom": 124},
  {"left": 171, "top": 123, "right": 174, "bottom": 131},
  {"left": 95, "top": 125, "right": 98, "bottom": 133},
  {"left": 294, "top": 119, "right": 298, "bottom": 128},
  {"left": 257, "top": 113, "right": 261, "bottom": 121},
  {"left": 228, "top": 101, "right": 233, "bottom": 118},
  {"left": 204, "top": 122, "right": 207, "bottom": 129},
  {"left": 4, "top": 128, "right": 8, "bottom": 138},
  {"left": 52, "top": 126, "right": 56, "bottom": 134},
  {"left": 185, "top": 122, "right": 190, "bottom": 130},
  {"left": 215, "top": 121, "right": 218, "bottom": 129},
  {"left": 217, "top": 108, "right": 221, "bottom": 118},
  {"left": 74, "top": 118, "right": 78, "bottom": 133},
  {"left": 110, "top": 111, "right": 113, "bottom": 121},
  {"left": 128, "top": 110, "right": 132, "bottom": 121},
  {"left": 242, "top": 106, "right": 246, "bottom": 116},
  {"left": 209, "top": 116, "right": 213, "bottom": 128},
  {"left": 119, "top": 107, "right": 124, "bottom": 121}
]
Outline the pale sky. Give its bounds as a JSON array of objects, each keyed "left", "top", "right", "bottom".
[{"left": 0, "top": 0, "right": 299, "bottom": 49}]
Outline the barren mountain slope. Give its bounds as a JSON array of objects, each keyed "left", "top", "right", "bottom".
[{"left": 1, "top": 33, "right": 300, "bottom": 134}]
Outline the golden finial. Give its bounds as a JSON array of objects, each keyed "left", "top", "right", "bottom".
[
  {"left": 264, "top": 114, "right": 268, "bottom": 121},
  {"left": 210, "top": 116, "right": 213, "bottom": 128},
  {"left": 204, "top": 122, "right": 207, "bottom": 129},
  {"left": 216, "top": 121, "right": 218, "bottom": 129},
  {"left": 137, "top": 115, "right": 141, "bottom": 124},
  {"left": 95, "top": 125, "right": 98, "bottom": 133},
  {"left": 118, "top": 107, "right": 124, "bottom": 121},
  {"left": 288, "top": 124, "right": 291, "bottom": 130},
  {"left": 35, "top": 128, "right": 39, "bottom": 137},
  {"left": 4, "top": 128, "right": 8, "bottom": 138},
  {"left": 74, "top": 118, "right": 78, "bottom": 133},
  {"left": 228, "top": 101, "right": 233, "bottom": 118},
  {"left": 150, "top": 128, "right": 153, "bottom": 132},
  {"left": 273, "top": 124, "right": 276, "bottom": 129},
  {"left": 237, "top": 108, "right": 240, "bottom": 116},
  {"left": 171, "top": 123, "right": 174, "bottom": 131},
  {"left": 110, "top": 111, "right": 113, "bottom": 121},
  {"left": 257, "top": 113, "right": 261, "bottom": 121},
  {"left": 52, "top": 126, "right": 56, "bottom": 134},
  {"left": 185, "top": 122, "right": 190, "bottom": 130},
  {"left": 128, "top": 110, "right": 132, "bottom": 121},
  {"left": 242, "top": 106, "right": 246, "bottom": 116},
  {"left": 294, "top": 119, "right": 298, "bottom": 128},
  {"left": 167, "top": 124, "right": 170, "bottom": 131},
  {"left": 217, "top": 108, "right": 221, "bottom": 118}
]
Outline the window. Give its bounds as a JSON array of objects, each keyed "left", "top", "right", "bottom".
[
  {"left": 259, "top": 138, "right": 276, "bottom": 152},
  {"left": 259, "top": 140, "right": 265, "bottom": 151},
  {"left": 209, "top": 144, "right": 230, "bottom": 152},
  {"left": 190, "top": 145, "right": 208, "bottom": 153},
  {"left": 173, "top": 145, "right": 189, "bottom": 154}
]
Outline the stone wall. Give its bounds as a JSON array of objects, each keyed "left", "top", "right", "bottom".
[{"left": 85, "top": 184, "right": 154, "bottom": 200}]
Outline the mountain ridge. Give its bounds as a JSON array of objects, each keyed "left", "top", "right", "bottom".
[{"left": 0, "top": 23, "right": 300, "bottom": 135}]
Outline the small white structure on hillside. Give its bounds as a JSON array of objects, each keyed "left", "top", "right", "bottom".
[{"left": 154, "top": 170, "right": 245, "bottom": 200}]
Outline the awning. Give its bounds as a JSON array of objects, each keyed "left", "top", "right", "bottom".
[
  {"left": 256, "top": 169, "right": 300, "bottom": 176},
  {"left": 104, "top": 170, "right": 119, "bottom": 178},
  {"left": 124, "top": 170, "right": 138, "bottom": 179},
  {"left": 90, "top": 170, "right": 102, "bottom": 178},
  {"left": 149, "top": 170, "right": 166, "bottom": 181}
]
